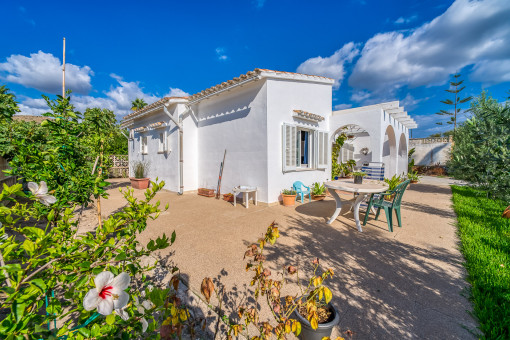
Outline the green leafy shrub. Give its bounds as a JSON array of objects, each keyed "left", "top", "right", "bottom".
[
  {"left": 449, "top": 91, "right": 510, "bottom": 201},
  {"left": 311, "top": 182, "right": 326, "bottom": 196},
  {"left": 282, "top": 188, "right": 297, "bottom": 195},
  {"left": 384, "top": 174, "right": 403, "bottom": 191},
  {"left": 407, "top": 171, "right": 420, "bottom": 182},
  {"left": 0, "top": 180, "right": 177, "bottom": 339},
  {"left": 132, "top": 160, "right": 150, "bottom": 179}
]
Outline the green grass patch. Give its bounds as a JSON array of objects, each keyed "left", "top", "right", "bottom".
[{"left": 451, "top": 185, "right": 510, "bottom": 339}]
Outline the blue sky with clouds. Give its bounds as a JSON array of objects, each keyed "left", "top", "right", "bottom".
[{"left": 1, "top": 0, "right": 509, "bottom": 137}]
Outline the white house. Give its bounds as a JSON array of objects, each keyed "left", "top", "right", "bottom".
[{"left": 121, "top": 68, "right": 417, "bottom": 204}]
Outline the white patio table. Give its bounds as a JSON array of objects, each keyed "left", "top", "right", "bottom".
[
  {"left": 233, "top": 186, "right": 258, "bottom": 209},
  {"left": 324, "top": 179, "right": 389, "bottom": 232}
]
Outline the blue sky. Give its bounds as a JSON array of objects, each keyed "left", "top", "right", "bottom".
[{"left": 1, "top": 0, "right": 509, "bottom": 137}]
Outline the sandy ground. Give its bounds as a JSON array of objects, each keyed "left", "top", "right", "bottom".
[{"left": 81, "top": 176, "right": 477, "bottom": 339}]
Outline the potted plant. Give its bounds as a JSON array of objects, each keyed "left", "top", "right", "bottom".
[
  {"left": 130, "top": 160, "right": 150, "bottom": 189},
  {"left": 281, "top": 188, "right": 297, "bottom": 206},
  {"left": 352, "top": 171, "right": 367, "bottom": 184},
  {"left": 383, "top": 174, "right": 403, "bottom": 200},
  {"left": 223, "top": 193, "right": 234, "bottom": 202},
  {"left": 339, "top": 160, "right": 357, "bottom": 178},
  {"left": 311, "top": 182, "right": 327, "bottom": 200},
  {"left": 292, "top": 297, "right": 339, "bottom": 340},
  {"left": 407, "top": 171, "right": 420, "bottom": 184}
]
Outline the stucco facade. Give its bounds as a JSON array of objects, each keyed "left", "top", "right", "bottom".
[{"left": 122, "top": 69, "right": 417, "bottom": 203}]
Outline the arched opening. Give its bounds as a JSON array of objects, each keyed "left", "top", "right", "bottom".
[
  {"left": 331, "top": 124, "right": 372, "bottom": 170},
  {"left": 398, "top": 133, "right": 408, "bottom": 176},
  {"left": 382, "top": 125, "right": 397, "bottom": 178}
]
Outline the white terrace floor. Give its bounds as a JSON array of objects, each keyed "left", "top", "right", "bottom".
[{"left": 86, "top": 176, "right": 477, "bottom": 339}]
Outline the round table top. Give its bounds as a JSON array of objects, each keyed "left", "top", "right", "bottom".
[{"left": 324, "top": 179, "right": 389, "bottom": 193}]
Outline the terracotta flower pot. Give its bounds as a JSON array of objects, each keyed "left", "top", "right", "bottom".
[
  {"left": 282, "top": 194, "right": 296, "bottom": 206},
  {"left": 130, "top": 177, "right": 150, "bottom": 190},
  {"left": 223, "top": 194, "right": 234, "bottom": 202},
  {"left": 312, "top": 194, "right": 326, "bottom": 201}
]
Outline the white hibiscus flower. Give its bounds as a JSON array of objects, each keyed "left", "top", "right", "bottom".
[
  {"left": 134, "top": 295, "right": 154, "bottom": 332},
  {"left": 28, "top": 181, "right": 56, "bottom": 206},
  {"left": 83, "top": 271, "right": 130, "bottom": 316}
]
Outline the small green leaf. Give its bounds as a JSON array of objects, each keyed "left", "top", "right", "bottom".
[
  {"left": 106, "top": 313, "right": 115, "bottom": 325},
  {"left": 12, "top": 300, "right": 26, "bottom": 322},
  {"left": 171, "top": 231, "right": 176, "bottom": 244}
]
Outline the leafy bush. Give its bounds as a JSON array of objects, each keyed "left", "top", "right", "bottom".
[
  {"left": 0, "top": 180, "right": 178, "bottom": 339},
  {"left": 384, "top": 174, "right": 403, "bottom": 191},
  {"left": 282, "top": 188, "right": 297, "bottom": 195},
  {"left": 451, "top": 185, "right": 510, "bottom": 338},
  {"left": 311, "top": 182, "right": 326, "bottom": 196},
  {"left": 407, "top": 171, "right": 420, "bottom": 182},
  {"left": 132, "top": 160, "right": 150, "bottom": 179},
  {"left": 449, "top": 91, "right": 510, "bottom": 201}
]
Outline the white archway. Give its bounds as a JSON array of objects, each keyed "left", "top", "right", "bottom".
[
  {"left": 398, "top": 133, "right": 408, "bottom": 176},
  {"left": 382, "top": 125, "right": 397, "bottom": 178},
  {"left": 331, "top": 124, "right": 372, "bottom": 169}
]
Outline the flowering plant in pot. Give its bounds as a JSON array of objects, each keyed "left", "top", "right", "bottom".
[
  {"left": 352, "top": 171, "right": 367, "bottom": 184},
  {"left": 130, "top": 160, "right": 150, "bottom": 189},
  {"left": 311, "top": 182, "right": 327, "bottom": 200},
  {"left": 281, "top": 188, "right": 297, "bottom": 206}
]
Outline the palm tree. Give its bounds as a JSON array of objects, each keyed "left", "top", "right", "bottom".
[{"left": 131, "top": 98, "right": 147, "bottom": 111}]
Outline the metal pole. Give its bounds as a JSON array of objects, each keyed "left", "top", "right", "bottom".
[{"left": 62, "top": 38, "right": 66, "bottom": 97}]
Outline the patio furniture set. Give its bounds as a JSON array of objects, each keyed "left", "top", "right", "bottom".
[{"left": 288, "top": 177, "right": 410, "bottom": 233}]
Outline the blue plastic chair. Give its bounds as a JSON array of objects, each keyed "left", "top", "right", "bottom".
[{"left": 293, "top": 181, "right": 311, "bottom": 203}]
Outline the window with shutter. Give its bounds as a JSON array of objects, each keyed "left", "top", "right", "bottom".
[
  {"left": 282, "top": 123, "right": 297, "bottom": 172},
  {"left": 317, "top": 131, "right": 328, "bottom": 169},
  {"left": 158, "top": 133, "right": 164, "bottom": 153},
  {"left": 139, "top": 135, "right": 143, "bottom": 153}
]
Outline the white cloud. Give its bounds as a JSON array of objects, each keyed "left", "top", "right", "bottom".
[
  {"left": 470, "top": 59, "right": 510, "bottom": 84},
  {"left": 400, "top": 93, "right": 428, "bottom": 111},
  {"left": 334, "top": 103, "right": 353, "bottom": 110},
  {"left": 349, "top": 0, "right": 510, "bottom": 98},
  {"left": 0, "top": 51, "right": 93, "bottom": 94},
  {"left": 215, "top": 47, "right": 228, "bottom": 61},
  {"left": 16, "top": 73, "right": 188, "bottom": 120},
  {"left": 394, "top": 15, "right": 417, "bottom": 24},
  {"left": 166, "top": 87, "right": 189, "bottom": 97},
  {"left": 296, "top": 42, "right": 359, "bottom": 89},
  {"left": 350, "top": 90, "right": 371, "bottom": 103}
]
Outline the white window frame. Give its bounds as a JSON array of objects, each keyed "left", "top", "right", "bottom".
[
  {"left": 140, "top": 135, "right": 148, "bottom": 155},
  {"left": 282, "top": 123, "right": 328, "bottom": 172}
]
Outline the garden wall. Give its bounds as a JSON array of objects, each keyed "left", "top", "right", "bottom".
[{"left": 410, "top": 136, "right": 452, "bottom": 166}]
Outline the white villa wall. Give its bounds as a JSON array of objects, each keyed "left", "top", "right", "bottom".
[
  {"left": 330, "top": 107, "right": 409, "bottom": 178},
  {"left": 192, "top": 81, "right": 270, "bottom": 202},
  {"left": 410, "top": 137, "right": 452, "bottom": 166},
  {"left": 266, "top": 79, "right": 332, "bottom": 203},
  {"left": 129, "top": 108, "right": 180, "bottom": 192},
  {"left": 181, "top": 105, "right": 199, "bottom": 192}
]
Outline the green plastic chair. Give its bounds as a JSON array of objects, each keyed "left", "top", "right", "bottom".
[{"left": 363, "top": 180, "right": 410, "bottom": 232}]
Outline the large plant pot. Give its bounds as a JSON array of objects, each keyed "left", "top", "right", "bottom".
[
  {"left": 130, "top": 177, "right": 150, "bottom": 190},
  {"left": 282, "top": 194, "right": 296, "bottom": 206},
  {"left": 312, "top": 194, "right": 326, "bottom": 201},
  {"left": 292, "top": 304, "right": 339, "bottom": 340}
]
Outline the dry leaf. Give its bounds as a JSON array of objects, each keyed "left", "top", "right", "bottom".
[{"left": 200, "top": 277, "right": 214, "bottom": 303}]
